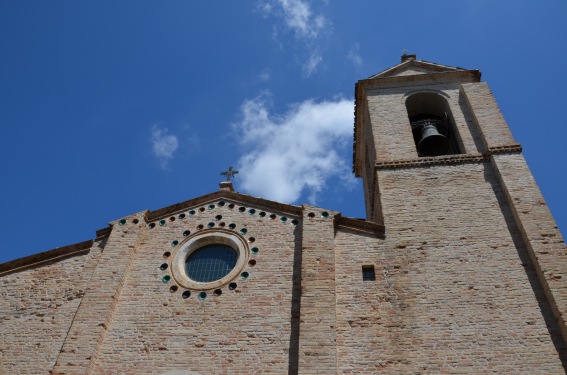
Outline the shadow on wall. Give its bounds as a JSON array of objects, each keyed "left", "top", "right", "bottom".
[
  {"left": 483, "top": 164, "right": 567, "bottom": 368},
  {"left": 287, "top": 223, "right": 303, "bottom": 375}
]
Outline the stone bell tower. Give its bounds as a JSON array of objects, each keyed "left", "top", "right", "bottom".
[{"left": 352, "top": 55, "right": 567, "bottom": 371}]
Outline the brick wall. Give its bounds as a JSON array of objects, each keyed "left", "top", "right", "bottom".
[
  {"left": 334, "top": 229, "right": 388, "bottom": 374},
  {"left": 297, "top": 205, "right": 337, "bottom": 374},
  {"left": 366, "top": 84, "right": 485, "bottom": 163},
  {"left": 355, "top": 67, "right": 567, "bottom": 372},
  {"left": 0, "top": 242, "right": 102, "bottom": 374},
  {"left": 89, "top": 201, "right": 300, "bottom": 374},
  {"left": 373, "top": 163, "right": 566, "bottom": 373},
  {"left": 2, "top": 61, "right": 566, "bottom": 374}
]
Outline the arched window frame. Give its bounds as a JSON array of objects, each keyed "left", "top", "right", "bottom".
[{"left": 404, "top": 91, "right": 463, "bottom": 157}]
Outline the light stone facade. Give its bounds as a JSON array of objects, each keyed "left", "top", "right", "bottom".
[{"left": 1, "top": 56, "right": 566, "bottom": 374}]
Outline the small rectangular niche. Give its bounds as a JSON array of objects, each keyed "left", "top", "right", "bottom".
[{"left": 362, "top": 265, "right": 376, "bottom": 281}]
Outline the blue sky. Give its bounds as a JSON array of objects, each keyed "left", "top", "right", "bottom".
[{"left": 1, "top": 1, "right": 566, "bottom": 263}]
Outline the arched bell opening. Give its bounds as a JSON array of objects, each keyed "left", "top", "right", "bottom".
[{"left": 405, "top": 92, "right": 462, "bottom": 157}]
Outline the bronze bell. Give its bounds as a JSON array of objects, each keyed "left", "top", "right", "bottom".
[{"left": 417, "top": 124, "right": 449, "bottom": 156}]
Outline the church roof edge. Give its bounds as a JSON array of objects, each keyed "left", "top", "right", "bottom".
[
  {"left": 146, "top": 189, "right": 303, "bottom": 221},
  {"left": 0, "top": 239, "right": 94, "bottom": 277},
  {"left": 0, "top": 189, "right": 385, "bottom": 275},
  {"left": 147, "top": 190, "right": 384, "bottom": 236},
  {"left": 368, "top": 57, "right": 471, "bottom": 79},
  {"left": 336, "top": 215, "right": 385, "bottom": 237}
]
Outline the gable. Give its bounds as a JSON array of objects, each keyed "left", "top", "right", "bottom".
[
  {"left": 0, "top": 186, "right": 383, "bottom": 277},
  {"left": 146, "top": 189, "right": 302, "bottom": 223},
  {"left": 369, "top": 58, "right": 466, "bottom": 79}
]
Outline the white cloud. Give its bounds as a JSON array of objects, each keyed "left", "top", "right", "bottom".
[
  {"left": 233, "top": 94, "right": 355, "bottom": 204},
  {"left": 258, "top": 0, "right": 329, "bottom": 77},
  {"left": 279, "top": 0, "right": 326, "bottom": 39},
  {"left": 302, "top": 53, "right": 322, "bottom": 78},
  {"left": 258, "top": 1, "right": 273, "bottom": 15},
  {"left": 259, "top": 0, "right": 327, "bottom": 39},
  {"left": 259, "top": 68, "right": 271, "bottom": 81},
  {"left": 348, "top": 43, "right": 363, "bottom": 66},
  {"left": 151, "top": 125, "right": 179, "bottom": 170}
]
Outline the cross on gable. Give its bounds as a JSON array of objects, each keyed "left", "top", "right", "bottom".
[{"left": 221, "top": 166, "right": 239, "bottom": 182}]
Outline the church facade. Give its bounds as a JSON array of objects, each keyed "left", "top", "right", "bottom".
[{"left": 2, "top": 56, "right": 567, "bottom": 374}]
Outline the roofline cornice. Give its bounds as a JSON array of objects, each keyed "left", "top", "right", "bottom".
[
  {"left": 1, "top": 190, "right": 386, "bottom": 275},
  {"left": 368, "top": 58, "right": 471, "bottom": 79},
  {"left": 360, "top": 69, "right": 481, "bottom": 89},
  {"left": 0, "top": 240, "right": 94, "bottom": 277},
  {"left": 336, "top": 216, "right": 385, "bottom": 237},
  {"left": 145, "top": 190, "right": 303, "bottom": 222}
]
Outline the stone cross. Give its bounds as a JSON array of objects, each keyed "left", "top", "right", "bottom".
[{"left": 221, "top": 166, "right": 239, "bottom": 182}]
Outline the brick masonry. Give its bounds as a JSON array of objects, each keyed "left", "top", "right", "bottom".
[
  {"left": 353, "top": 57, "right": 567, "bottom": 373},
  {"left": 0, "top": 241, "right": 103, "bottom": 374},
  {"left": 1, "top": 58, "right": 566, "bottom": 374}
]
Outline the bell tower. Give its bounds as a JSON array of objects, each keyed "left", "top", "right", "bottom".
[
  {"left": 353, "top": 54, "right": 491, "bottom": 222},
  {"left": 353, "top": 55, "right": 567, "bottom": 367}
]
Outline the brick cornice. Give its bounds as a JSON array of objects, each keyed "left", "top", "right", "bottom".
[
  {"left": 95, "top": 226, "right": 112, "bottom": 240},
  {"left": 0, "top": 240, "right": 93, "bottom": 277},
  {"left": 336, "top": 216, "right": 385, "bottom": 238},
  {"left": 374, "top": 144, "right": 522, "bottom": 170},
  {"left": 359, "top": 70, "right": 481, "bottom": 90},
  {"left": 375, "top": 154, "right": 486, "bottom": 169},
  {"left": 488, "top": 144, "right": 522, "bottom": 154},
  {"left": 145, "top": 190, "right": 303, "bottom": 222}
]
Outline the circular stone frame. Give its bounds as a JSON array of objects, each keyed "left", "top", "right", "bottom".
[{"left": 171, "top": 229, "right": 249, "bottom": 290}]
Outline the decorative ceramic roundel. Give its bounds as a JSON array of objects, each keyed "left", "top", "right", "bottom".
[{"left": 171, "top": 229, "right": 249, "bottom": 290}]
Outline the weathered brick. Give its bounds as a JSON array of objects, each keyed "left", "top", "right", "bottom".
[{"left": 1, "top": 57, "right": 565, "bottom": 374}]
